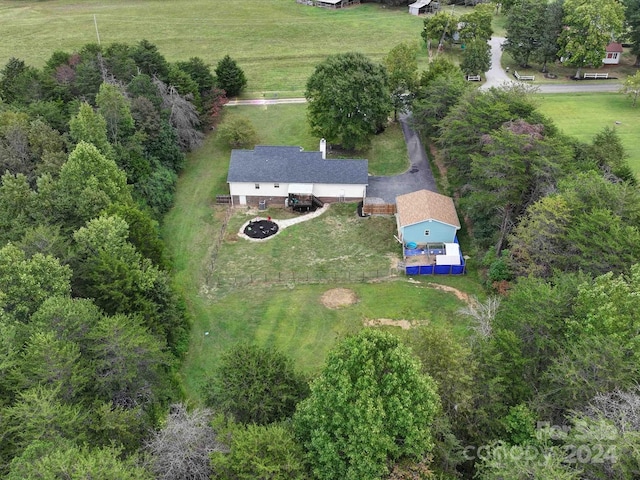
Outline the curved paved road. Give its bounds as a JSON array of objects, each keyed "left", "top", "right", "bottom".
[{"left": 482, "top": 36, "right": 622, "bottom": 93}]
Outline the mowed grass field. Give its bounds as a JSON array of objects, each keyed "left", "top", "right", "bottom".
[
  {"left": 0, "top": 0, "right": 428, "bottom": 95},
  {"left": 536, "top": 93, "right": 640, "bottom": 175}
]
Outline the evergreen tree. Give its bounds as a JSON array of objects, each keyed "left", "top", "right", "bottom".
[{"left": 214, "top": 55, "right": 247, "bottom": 97}]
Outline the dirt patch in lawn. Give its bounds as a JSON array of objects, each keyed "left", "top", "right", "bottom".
[
  {"left": 320, "top": 288, "right": 358, "bottom": 309},
  {"left": 426, "top": 282, "right": 470, "bottom": 303},
  {"left": 363, "top": 318, "right": 429, "bottom": 329}
]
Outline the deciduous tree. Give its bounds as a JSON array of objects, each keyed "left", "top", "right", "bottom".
[
  {"left": 421, "top": 12, "right": 456, "bottom": 49},
  {"left": 146, "top": 404, "right": 223, "bottom": 480},
  {"left": 95, "top": 83, "right": 135, "bottom": 145},
  {"left": 503, "top": 0, "right": 547, "bottom": 68},
  {"left": 621, "top": 70, "right": 640, "bottom": 107},
  {"left": 559, "top": 0, "right": 625, "bottom": 78},
  {"left": 534, "top": 0, "right": 564, "bottom": 72},
  {"left": 306, "top": 52, "right": 391, "bottom": 150},
  {"left": 623, "top": 0, "right": 640, "bottom": 66},
  {"left": 55, "top": 141, "right": 129, "bottom": 228},
  {"left": 210, "top": 422, "right": 306, "bottom": 480},
  {"left": 204, "top": 343, "right": 308, "bottom": 425},
  {"left": 0, "top": 243, "right": 71, "bottom": 323},
  {"left": 293, "top": 330, "right": 440, "bottom": 480},
  {"left": 458, "top": 4, "right": 494, "bottom": 43},
  {"left": 6, "top": 439, "right": 152, "bottom": 480},
  {"left": 217, "top": 115, "right": 259, "bottom": 149},
  {"left": 384, "top": 42, "right": 419, "bottom": 120},
  {"left": 460, "top": 39, "right": 492, "bottom": 76}
]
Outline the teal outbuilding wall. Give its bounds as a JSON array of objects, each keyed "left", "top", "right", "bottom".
[{"left": 401, "top": 219, "right": 457, "bottom": 245}]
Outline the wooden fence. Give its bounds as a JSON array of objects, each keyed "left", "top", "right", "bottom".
[{"left": 363, "top": 203, "right": 396, "bottom": 215}]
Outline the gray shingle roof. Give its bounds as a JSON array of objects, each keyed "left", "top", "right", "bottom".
[{"left": 227, "top": 146, "right": 369, "bottom": 185}]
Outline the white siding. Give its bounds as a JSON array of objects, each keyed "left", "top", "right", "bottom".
[
  {"left": 229, "top": 182, "right": 366, "bottom": 199},
  {"left": 313, "top": 183, "right": 366, "bottom": 198},
  {"left": 229, "top": 182, "right": 285, "bottom": 197}
]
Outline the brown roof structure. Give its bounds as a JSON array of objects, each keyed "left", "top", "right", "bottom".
[
  {"left": 396, "top": 189, "right": 461, "bottom": 229},
  {"left": 606, "top": 42, "right": 624, "bottom": 53}
]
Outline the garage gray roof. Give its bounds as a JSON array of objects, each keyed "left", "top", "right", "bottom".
[{"left": 227, "top": 146, "right": 369, "bottom": 185}]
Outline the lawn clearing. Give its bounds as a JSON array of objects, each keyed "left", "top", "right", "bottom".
[
  {"left": 535, "top": 93, "right": 640, "bottom": 175},
  {"left": 0, "top": 0, "right": 428, "bottom": 95},
  {"left": 180, "top": 279, "right": 471, "bottom": 401},
  {"left": 225, "top": 104, "right": 409, "bottom": 174},
  {"left": 209, "top": 203, "right": 399, "bottom": 296},
  {"left": 163, "top": 88, "right": 483, "bottom": 405}
]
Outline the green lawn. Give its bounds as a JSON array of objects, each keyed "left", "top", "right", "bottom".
[
  {"left": 0, "top": 0, "right": 428, "bottom": 95},
  {"left": 536, "top": 93, "right": 640, "bottom": 175},
  {"left": 181, "top": 278, "right": 472, "bottom": 401},
  {"left": 225, "top": 104, "right": 409, "bottom": 174},
  {"left": 163, "top": 107, "right": 480, "bottom": 402}
]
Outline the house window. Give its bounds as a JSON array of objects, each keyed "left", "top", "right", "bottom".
[
  {"left": 424, "top": 230, "right": 430, "bottom": 236},
  {"left": 255, "top": 183, "right": 260, "bottom": 189},
  {"left": 613, "top": 53, "right": 619, "bottom": 59},
  {"left": 607, "top": 53, "right": 614, "bottom": 59},
  {"left": 274, "top": 183, "right": 280, "bottom": 188}
]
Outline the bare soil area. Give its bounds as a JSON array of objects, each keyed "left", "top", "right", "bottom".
[
  {"left": 320, "top": 288, "right": 358, "bottom": 309},
  {"left": 363, "top": 318, "right": 429, "bottom": 330}
]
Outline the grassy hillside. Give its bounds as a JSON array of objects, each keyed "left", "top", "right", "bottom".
[{"left": 0, "top": 0, "right": 427, "bottom": 95}]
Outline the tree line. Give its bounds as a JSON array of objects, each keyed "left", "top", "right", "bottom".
[{"left": 0, "top": 40, "right": 247, "bottom": 477}]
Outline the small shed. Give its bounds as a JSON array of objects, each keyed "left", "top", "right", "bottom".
[
  {"left": 603, "top": 42, "right": 623, "bottom": 65},
  {"left": 395, "top": 189, "right": 460, "bottom": 245},
  {"left": 314, "top": 0, "right": 360, "bottom": 8},
  {"left": 408, "top": 0, "right": 432, "bottom": 15}
]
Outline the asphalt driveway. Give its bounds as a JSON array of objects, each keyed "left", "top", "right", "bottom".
[{"left": 366, "top": 113, "right": 438, "bottom": 204}]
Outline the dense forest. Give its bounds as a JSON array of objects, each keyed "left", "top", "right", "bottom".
[
  {"left": 0, "top": 40, "right": 233, "bottom": 477},
  {"left": 1, "top": 36, "right": 640, "bottom": 479},
  {"left": 409, "top": 60, "right": 640, "bottom": 479}
]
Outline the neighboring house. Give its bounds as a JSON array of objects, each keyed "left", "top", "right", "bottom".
[
  {"left": 226, "top": 144, "right": 368, "bottom": 207},
  {"left": 395, "top": 189, "right": 460, "bottom": 245},
  {"left": 603, "top": 42, "right": 623, "bottom": 65},
  {"left": 408, "top": 0, "right": 439, "bottom": 15}
]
